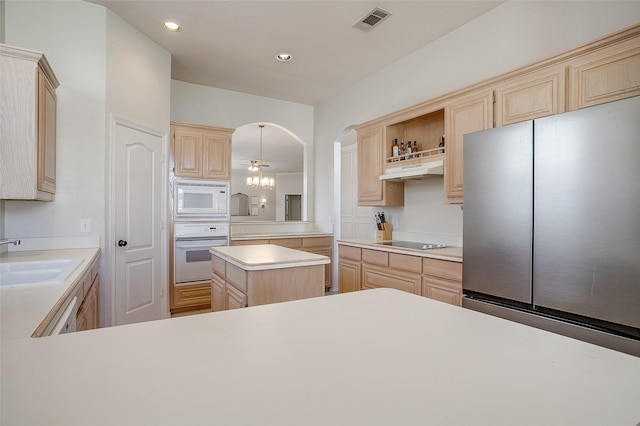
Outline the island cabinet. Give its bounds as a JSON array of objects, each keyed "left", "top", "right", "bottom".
[
  {"left": 170, "top": 122, "right": 234, "bottom": 180},
  {"left": 337, "top": 243, "right": 463, "bottom": 306},
  {"left": 0, "top": 44, "right": 59, "bottom": 201},
  {"left": 231, "top": 236, "right": 333, "bottom": 290},
  {"left": 211, "top": 258, "right": 246, "bottom": 311},
  {"left": 210, "top": 244, "right": 328, "bottom": 311}
]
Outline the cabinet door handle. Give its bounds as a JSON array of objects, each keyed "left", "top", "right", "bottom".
[{"left": 118, "top": 240, "right": 128, "bottom": 247}]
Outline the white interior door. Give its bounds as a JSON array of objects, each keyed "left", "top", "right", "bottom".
[{"left": 114, "top": 120, "right": 165, "bottom": 325}]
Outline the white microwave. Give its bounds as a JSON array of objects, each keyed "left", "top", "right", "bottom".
[{"left": 174, "top": 180, "right": 229, "bottom": 221}]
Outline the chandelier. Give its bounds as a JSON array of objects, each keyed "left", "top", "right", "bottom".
[{"left": 246, "top": 125, "right": 275, "bottom": 189}]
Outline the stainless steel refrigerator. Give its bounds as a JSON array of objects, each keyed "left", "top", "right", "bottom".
[{"left": 462, "top": 96, "right": 640, "bottom": 356}]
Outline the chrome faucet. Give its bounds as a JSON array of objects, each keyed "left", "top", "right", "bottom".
[{"left": 0, "top": 239, "right": 21, "bottom": 246}]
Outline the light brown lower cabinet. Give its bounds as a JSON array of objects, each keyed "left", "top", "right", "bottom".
[
  {"left": 338, "top": 259, "right": 361, "bottom": 293},
  {"left": 338, "top": 245, "right": 362, "bottom": 293},
  {"left": 422, "top": 257, "right": 463, "bottom": 306},
  {"left": 172, "top": 283, "right": 212, "bottom": 312},
  {"left": 73, "top": 258, "right": 100, "bottom": 332},
  {"left": 422, "top": 276, "right": 462, "bottom": 306},
  {"left": 76, "top": 276, "right": 99, "bottom": 332},
  {"left": 338, "top": 244, "right": 463, "bottom": 306},
  {"left": 361, "top": 249, "right": 422, "bottom": 295},
  {"left": 362, "top": 265, "right": 421, "bottom": 294}
]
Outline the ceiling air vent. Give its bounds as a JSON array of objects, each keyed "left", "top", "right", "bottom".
[{"left": 353, "top": 8, "right": 391, "bottom": 32}]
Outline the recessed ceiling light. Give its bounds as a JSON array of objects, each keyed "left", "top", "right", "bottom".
[
  {"left": 276, "top": 53, "right": 292, "bottom": 62},
  {"left": 163, "top": 21, "right": 181, "bottom": 32}
]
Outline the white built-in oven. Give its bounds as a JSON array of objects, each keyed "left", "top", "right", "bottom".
[
  {"left": 174, "top": 223, "right": 229, "bottom": 286},
  {"left": 174, "top": 180, "right": 229, "bottom": 221}
]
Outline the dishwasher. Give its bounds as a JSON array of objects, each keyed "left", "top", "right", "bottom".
[{"left": 49, "top": 296, "right": 78, "bottom": 335}]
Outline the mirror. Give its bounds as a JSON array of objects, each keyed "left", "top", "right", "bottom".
[
  {"left": 231, "top": 123, "right": 305, "bottom": 222},
  {"left": 230, "top": 193, "right": 249, "bottom": 216}
]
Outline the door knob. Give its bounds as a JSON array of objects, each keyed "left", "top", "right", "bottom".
[{"left": 118, "top": 240, "right": 128, "bottom": 247}]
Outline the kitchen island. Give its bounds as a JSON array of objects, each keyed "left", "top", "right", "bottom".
[
  {"left": 210, "top": 244, "right": 330, "bottom": 310},
  {"left": 2, "top": 288, "right": 639, "bottom": 425}
]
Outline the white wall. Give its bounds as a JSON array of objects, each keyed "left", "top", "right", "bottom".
[
  {"left": 104, "top": 9, "right": 171, "bottom": 325},
  {"left": 230, "top": 172, "right": 277, "bottom": 221},
  {"left": 4, "top": 0, "right": 171, "bottom": 326},
  {"left": 276, "top": 173, "right": 303, "bottom": 221},
  {"left": 314, "top": 1, "right": 640, "bottom": 244},
  {"left": 4, "top": 0, "right": 107, "bottom": 243},
  {"left": 106, "top": 13, "right": 171, "bottom": 133}
]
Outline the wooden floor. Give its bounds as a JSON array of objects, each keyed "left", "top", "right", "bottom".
[
  {"left": 171, "top": 291, "right": 338, "bottom": 318},
  {"left": 171, "top": 309, "right": 212, "bottom": 318}
]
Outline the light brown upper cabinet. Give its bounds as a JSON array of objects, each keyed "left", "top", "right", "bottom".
[
  {"left": 352, "top": 25, "right": 639, "bottom": 207},
  {"left": 0, "top": 44, "right": 59, "bottom": 201},
  {"left": 171, "top": 122, "right": 234, "bottom": 180},
  {"left": 356, "top": 124, "right": 404, "bottom": 206},
  {"left": 567, "top": 35, "right": 640, "bottom": 110},
  {"left": 494, "top": 65, "right": 566, "bottom": 127},
  {"left": 444, "top": 89, "right": 494, "bottom": 204}
]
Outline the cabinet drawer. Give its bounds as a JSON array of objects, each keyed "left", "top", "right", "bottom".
[
  {"left": 422, "top": 258, "right": 462, "bottom": 281},
  {"left": 389, "top": 253, "right": 422, "bottom": 274},
  {"left": 231, "top": 239, "right": 266, "bottom": 246},
  {"left": 211, "top": 254, "right": 226, "bottom": 278},
  {"left": 362, "top": 248, "right": 388, "bottom": 267},
  {"left": 302, "top": 236, "right": 332, "bottom": 248},
  {"left": 225, "top": 262, "right": 248, "bottom": 292},
  {"left": 362, "top": 265, "right": 420, "bottom": 295},
  {"left": 338, "top": 245, "right": 361, "bottom": 261},
  {"left": 173, "top": 283, "right": 212, "bottom": 308},
  {"left": 269, "top": 238, "right": 302, "bottom": 248}
]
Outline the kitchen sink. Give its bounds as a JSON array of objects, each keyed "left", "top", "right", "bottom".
[{"left": 0, "top": 259, "right": 82, "bottom": 287}]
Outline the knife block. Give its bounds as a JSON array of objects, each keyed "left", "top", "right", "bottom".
[{"left": 376, "top": 224, "right": 392, "bottom": 242}]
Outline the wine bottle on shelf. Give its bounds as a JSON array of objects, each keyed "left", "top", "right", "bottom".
[
  {"left": 413, "top": 141, "right": 419, "bottom": 157},
  {"left": 400, "top": 140, "right": 405, "bottom": 157},
  {"left": 406, "top": 140, "right": 412, "bottom": 158},
  {"left": 392, "top": 139, "right": 399, "bottom": 158},
  {"left": 439, "top": 135, "right": 445, "bottom": 153}
]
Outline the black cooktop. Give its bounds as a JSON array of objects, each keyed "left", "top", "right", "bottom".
[{"left": 377, "top": 241, "right": 447, "bottom": 250}]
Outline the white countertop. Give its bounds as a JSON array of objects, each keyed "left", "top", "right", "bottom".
[
  {"left": 338, "top": 238, "right": 463, "bottom": 262},
  {"left": 1, "top": 288, "right": 639, "bottom": 425},
  {"left": 210, "top": 244, "right": 330, "bottom": 271},
  {"left": 0, "top": 248, "right": 100, "bottom": 340},
  {"left": 231, "top": 232, "right": 333, "bottom": 240}
]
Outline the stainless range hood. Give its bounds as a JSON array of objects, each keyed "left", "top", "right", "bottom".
[{"left": 379, "top": 158, "right": 444, "bottom": 181}]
